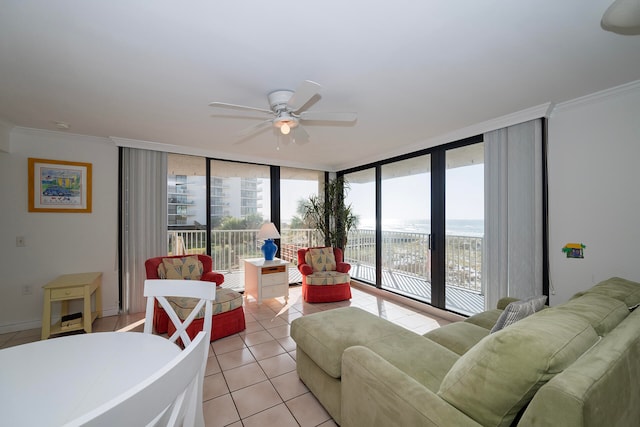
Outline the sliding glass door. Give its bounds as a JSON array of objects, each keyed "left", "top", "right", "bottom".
[
  {"left": 343, "top": 168, "right": 376, "bottom": 283},
  {"left": 380, "top": 155, "right": 431, "bottom": 303},
  {"left": 444, "top": 144, "right": 484, "bottom": 314}
]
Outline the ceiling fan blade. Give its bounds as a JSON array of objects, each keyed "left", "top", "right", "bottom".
[
  {"left": 233, "top": 119, "right": 273, "bottom": 144},
  {"left": 209, "top": 102, "right": 273, "bottom": 115},
  {"left": 292, "top": 126, "right": 310, "bottom": 145},
  {"left": 299, "top": 111, "right": 357, "bottom": 122},
  {"left": 287, "top": 80, "right": 323, "bottom": 113}
]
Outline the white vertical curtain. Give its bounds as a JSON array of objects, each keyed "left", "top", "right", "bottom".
[
  {"left": 483, "top": 119, "right": 543, "bottom": 310},
  {"left": 121, "top": 148, "right": 167, "bottom": 314}
]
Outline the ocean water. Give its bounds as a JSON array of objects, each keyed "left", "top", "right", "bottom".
[{"left": 361, "top": 219, "right": 484, "bottom": 237}]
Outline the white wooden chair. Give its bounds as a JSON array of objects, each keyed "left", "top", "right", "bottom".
[
  {"left": 143, "top": 279, "right": 216, "bottom": 426},
  {"left": 63, "top": 331, "right": 209, "bottom": 427},
  {"left": 143, "top": 279, "right": 216, "bottom": 346}
]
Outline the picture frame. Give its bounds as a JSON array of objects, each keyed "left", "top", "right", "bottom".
[{"left": 28, "top": 158, "right": 92, "bottom": 213}]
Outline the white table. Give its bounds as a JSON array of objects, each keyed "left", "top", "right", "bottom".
[
  {"left": 0, "top": 332, "right": 181, "bottom": 426},
  {"left": 244, "top": 257, "right": 290, "bottom": 304}
]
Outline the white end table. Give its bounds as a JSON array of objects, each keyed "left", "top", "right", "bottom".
[{"left": 244, "top": 258, "right": 290, "bottom": 304}]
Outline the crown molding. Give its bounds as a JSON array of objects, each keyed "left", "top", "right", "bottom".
[{"left": 552, "top": 79, "right": 640, "bottom": 115}]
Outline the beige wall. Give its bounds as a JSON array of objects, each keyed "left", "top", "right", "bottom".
[
  {"left": 548, "top": 82, "right": 640, "bottom": 304},
  {"left": 0, "top": 128, "right": 119, "bottom": 333}
]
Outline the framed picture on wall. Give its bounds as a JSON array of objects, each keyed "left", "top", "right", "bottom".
[{"left": 28, "top": 158, "right": 92, "bottom": 213}]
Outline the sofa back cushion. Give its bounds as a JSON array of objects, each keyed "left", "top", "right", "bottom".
[
  {"left": 305, "top": 247, "right": 337, "bottom": 272},
  {"left": 554, "top": 293, "right": 629, "bottom": 336},
  {"left": 438, "top": 309, "right": 599, "bottom": 427},
  {"left": 574, "top": 277, "right": 640, "bottom": 309}
]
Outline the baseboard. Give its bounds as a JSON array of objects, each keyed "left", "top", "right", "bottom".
[{"left": 0, "top": 307, "right": 121, "bottom": 335}]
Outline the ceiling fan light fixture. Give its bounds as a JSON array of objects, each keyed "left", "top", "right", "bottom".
[
  {"left": 280, "top": 123, "right": 291, "bottom": 135},
  {"left": 601, "top": 0, "right": 640, "bottom": 35}
]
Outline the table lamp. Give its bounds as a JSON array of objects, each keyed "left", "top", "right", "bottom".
[{"left": 257, "top": 222, "right": 280, "bottom": 261}]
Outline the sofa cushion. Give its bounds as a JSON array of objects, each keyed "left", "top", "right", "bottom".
[
  {"left": 576, "top": 277, "right": 640, "bottom": 309},
  {"left": 438, "top": 309, "right": 599, "bottom": 427},
  {"left": 306, "top": 247, "right": 337, "bottom": 272},
  {"left": 554, "top": 293, "right": 629, "bottom": 336},
  {"left": 305, "top": 271, "right": 350, "bottom": 285},
  {"left": 161, "top": 255, "right": 203, "bottom": 280},
  {"left": 291, "top": 307, "right": 407, "bottom": 378},
  {"left": 490, "top": 295, "right": 547, "bottom": 333},
  {"left": 366, "top": 331, "right": 460, "bottom": 392},
  {"left": 423, "top": 322, "right": 490, "bottom": 355}
]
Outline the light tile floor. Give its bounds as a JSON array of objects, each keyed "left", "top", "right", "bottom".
[{"left": 0, "top": 284, "right": 454, "bottom": 427}]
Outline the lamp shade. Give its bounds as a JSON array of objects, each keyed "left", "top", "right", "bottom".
[
  {"left": 257, "top": 222, "right": 281, "bottom": 240},
  {"left": 257, "top": 222, "right": 280, "bottom": 260}
]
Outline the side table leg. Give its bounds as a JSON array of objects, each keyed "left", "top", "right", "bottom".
[
  {"left": 41, "top": 289, "right": 51, "bottom": 340},
  {"left": 83, "top": 285, "right": 92, "bottom": 333}
]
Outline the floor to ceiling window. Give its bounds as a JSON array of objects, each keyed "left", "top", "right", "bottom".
[
  {"left": 341, "top": 136, "right": 486, "bottom": 315},
  {"left": 380, "top": 155, "right": 431, "bottom": 303},
  {"left": 343, "top": 168, "right": 376, "bottom": 283},
  {"left": 445, "top": 143, "right": 484, "bottom": 314},
  {"left": 279, "top": 167, "right": 324, "bottom": 260},
  {"left": 208, "top": 160, "right": 271, "bottom": 285},
  {"left": 167, "top": 154, "right": 206, "bottom": 256}
]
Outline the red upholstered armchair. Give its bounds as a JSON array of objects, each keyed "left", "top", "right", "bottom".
[
  {"left": 145, "top": 254, "right": 246, "bottom": 341},
  {"left": 297, "top": 247, "right": 352, "bottom": 303}
]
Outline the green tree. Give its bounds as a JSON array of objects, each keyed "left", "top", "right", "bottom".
[
  {"left": 302, "top": 177, "right": 357, "bottom": 250},
  {"left": 289, "top": 198, "right": 313, "bottom": 229}
]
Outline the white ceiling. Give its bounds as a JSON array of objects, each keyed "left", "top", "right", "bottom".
[{"left": 1, "top": 1, "right": 639, "bottom": 171}]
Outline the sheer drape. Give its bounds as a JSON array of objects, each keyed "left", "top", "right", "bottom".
[
  {"left": 121, "top": 148, "right": 167, "bottom": 314},
  {"left": 483, "top": 119, "right": 543, "bottom": 310}
]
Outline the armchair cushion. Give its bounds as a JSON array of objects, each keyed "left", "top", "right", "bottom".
[
  {"left": 306, "top": 247, "right": 337, "bottom": 272},
  {"left": 306, "top": 271, "right": 351, "bottom": 286},
  {"left": 161, "top": 255, "right": 203, "bottom": 280},
  {"left": 169, "top": 288, "right": 244, "bottom": 319}
]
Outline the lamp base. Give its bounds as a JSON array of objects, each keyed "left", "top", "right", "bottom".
[{"left": 261, "top": 239, "right": 278, "bottom": 261}]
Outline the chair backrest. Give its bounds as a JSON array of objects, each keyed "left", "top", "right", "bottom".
[
  {"left": 63, "top": 331, "right": 209, "bottom": 427},
  {"left": 143, "top": 279, "right": 216, "bottom": 346}
]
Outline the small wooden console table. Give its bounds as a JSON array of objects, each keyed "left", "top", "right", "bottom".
[{"left": 41, "top": 272, "right": 103, "bottom": 340}]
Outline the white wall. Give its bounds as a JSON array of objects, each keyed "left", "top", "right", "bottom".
[
  {"left": 548, "top": 82, "right": 640, "bottom": 305},
  {"left": 0, "top": 128, "right": 119, "bottom": 333},
  {"left": 0, "top": 119, "right": 12, "bottom": 153}
]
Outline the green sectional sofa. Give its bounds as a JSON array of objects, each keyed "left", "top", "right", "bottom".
[{"left": 290, "top": 277, "right": 640, "bottom": 426}]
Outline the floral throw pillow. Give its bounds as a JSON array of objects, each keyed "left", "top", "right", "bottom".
[{"left": 161, "top": 256, "right": 203, "bottom": 280}]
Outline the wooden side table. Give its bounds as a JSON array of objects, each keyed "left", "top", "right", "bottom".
[
  {"left": 41, "top": 272, "right": 103, "bottom": 340},
  {"left": 244, "top": 258, "right": 289, "bottom": 304}
]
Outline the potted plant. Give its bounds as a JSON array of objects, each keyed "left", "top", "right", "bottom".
[{"left": 302, "top": 176, "right": 357, "bottom": 251}]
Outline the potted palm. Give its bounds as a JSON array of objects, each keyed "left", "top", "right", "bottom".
[{"left": 302, "top": 176, "right": 357, "bottom": 251}]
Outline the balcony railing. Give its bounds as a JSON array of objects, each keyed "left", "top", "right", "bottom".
[{"left": 168, "top": 227, "right": 483, "bottom": 294}]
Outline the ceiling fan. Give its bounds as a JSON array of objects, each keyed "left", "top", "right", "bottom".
[{"left": 209, "top": 80, "right": 357, "bottom": 145}]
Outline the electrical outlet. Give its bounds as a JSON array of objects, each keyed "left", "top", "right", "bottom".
[
  {"left": 21, "top": 285, "right": 33, "bottom": 295},
  {"left": 16, "top": 236, "right": 26, "bottom": 247}
]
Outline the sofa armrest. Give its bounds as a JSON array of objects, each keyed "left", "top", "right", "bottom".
[
  {"left": 298, "top": 264, "right": 313, "bottom": 275},
  {"left": 336, "top": 262, "right": 351, "bottom": 274},
  {"left": 341, "top": 346, "right": 481, "bottom": 427},
  {"left": 201, "top": 271, "right": 224, "bottom": 285}
]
